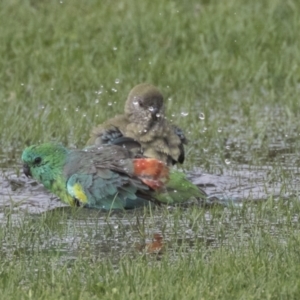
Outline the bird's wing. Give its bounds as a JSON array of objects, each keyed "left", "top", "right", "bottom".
[
  {"left": 87, "top": 115, "right": 129, "bottom": 146},
  {"left": 172, "top": 125, "right": 188, "bottom": 164},
  {"left": 64, "top": 146, "right": 168, "bottom": 210},
  {"left": 66, "top": 170, "right": 151, "bottom": 210}
]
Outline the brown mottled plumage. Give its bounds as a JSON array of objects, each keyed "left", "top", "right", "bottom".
[{"left": 87, "top": 83, "right": 187, "bottom": 166}]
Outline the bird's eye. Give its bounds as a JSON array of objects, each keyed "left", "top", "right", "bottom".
[
  {"left": 34, "top": 157, "right": 42, "bottom": 164},
  {"left": 138, "top": 99, "right": 144, "bottom": 107}
]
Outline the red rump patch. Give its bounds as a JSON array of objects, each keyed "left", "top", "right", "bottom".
[{"left": 133, "top": 158, "right": 169, "bottom": 190}]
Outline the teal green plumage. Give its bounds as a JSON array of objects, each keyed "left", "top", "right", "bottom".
[
  {"left": 22, "top": 143, "right": 207, "bottom": 210},
  {"left": 89, "top": 135, "right": 207, "bottom": 204},
  {"left": 155, "top": 171, "right": 206, "bottom": 204},
  {"left": 22, "top": 143, "right": 155, "bottom": 210}
]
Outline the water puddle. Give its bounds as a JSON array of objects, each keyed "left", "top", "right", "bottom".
[{"left": 1, "top": 107, "right": 300, "bottom": 262}]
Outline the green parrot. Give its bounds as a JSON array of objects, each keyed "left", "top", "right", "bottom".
[
  {"left": 87, "top": 83, "right": 187, "bottom": 166},
  {"left": 22, "top": 142, "right": 207, "bottom": 210}
]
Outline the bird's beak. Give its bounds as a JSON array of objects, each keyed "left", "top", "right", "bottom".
[
  {"left": 23, "top": 163, "right": 31, "bottom": 177},
  {"left": 149, "top": 107, "right": 159, "bottom": 119},
  {"left": 150, "top": 107, "right": 158, "bottom": 114}
]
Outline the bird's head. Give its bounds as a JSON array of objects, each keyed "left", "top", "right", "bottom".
[
  {"left": 21, "top": 143, "right": 68, "bottom": 186},
  {"left": 124, "top": 83, "right": 165, "bottom": 126}
]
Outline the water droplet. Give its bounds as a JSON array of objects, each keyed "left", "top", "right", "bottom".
[
  {"left": 75, "top": 107, "right": 79, "bottom": 112},
  {"left": 60, "top": 0, "right": 63, "bottom": 3},
  {"left": 168, "top": 97, "right": 172, "bottom": 101},
  {"left": 111, "top": 88, "right": 117, "bottom": 93},
  {"left": 21, "top": 83, "right": 24, "bottom": 86},
  {"left": 138, "top": 57, "right": 141, "bottom": 61},
  {"left": 115, "top": 78, "right": 120, "bottom": 84},
  {"left": 97, "top": 90, "right": 102, "bottom": 95},
  {"left": 203, "top": 148, "right": 208, "bottom": 153},
  {"left": 63, "top": 107, "right": 67, "bottom": 111},
  {"left": 95, "top": 99, "right": 99, "bottom": 104},
  {"left": 156, "top": 113, "right": 161, "bottom": 118},
  {"left": 107, "top": 102, "right": 112, "bottom": 106},
  {"left": 50, "top": 87, "right": 54, "bottom": 91},
  {"left": 199, "top": 112, "right": 205, "bottom": 120},
  {"left": 149, "top": 61, "right": 152, "bottom": 65},
  {"left": 181, "top": 112, "right": 189, "bottom": 117},
  {"left": 225, "top": 159, "right": 231, "bottom": 165},
  {"left": 113, "top": 47, "right": 117, "bottom": 51},
  {"left": 225, "top": 145, "right": 230, "bottom": 150},
  {"left": 218, "top": 127, "right": 222, "bottom": 133}
]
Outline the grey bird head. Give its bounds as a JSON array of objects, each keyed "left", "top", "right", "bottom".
[{"left": 125, "top": 83, "right": 165, "bottom": 126}]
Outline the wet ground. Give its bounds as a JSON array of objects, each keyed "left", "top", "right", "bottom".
[
  {"left": 0, "top": 160, "right": 298, "bottom": 214},
  {"left": 1, "top": 124, "right": 300, "bottom": 261}
]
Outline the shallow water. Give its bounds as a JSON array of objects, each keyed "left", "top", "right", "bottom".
[
  {"left": 1, "top": 161, "right": 296, "bottom": 214},
  {"left": 1, "top": 116, "right": 300, "bottom": 262}
]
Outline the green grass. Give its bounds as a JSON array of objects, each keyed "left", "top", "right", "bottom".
[
  {"left": 1, "top": 0, "right": 300, "bottom": 168},
  {"left": 1, "top": 200, "right": 300, "bottom": 299},
  {"left": 1, "top": 0, "right": 300, "bottom": 298}
]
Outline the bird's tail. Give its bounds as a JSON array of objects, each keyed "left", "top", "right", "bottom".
[{"left": 133, "top": 158, "right": 169, "bottom": 190}]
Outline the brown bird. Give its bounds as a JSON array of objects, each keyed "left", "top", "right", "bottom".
[{"left": 87, "top": 83, "right": 187, "bottom": 166}]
